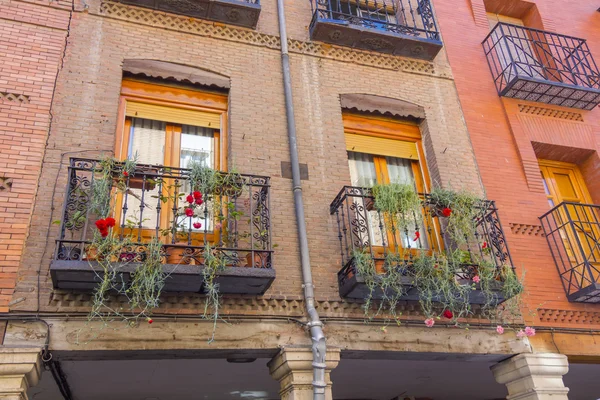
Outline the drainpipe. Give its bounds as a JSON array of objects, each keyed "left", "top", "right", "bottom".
[{"left": 275, "top": 1, "right": 327, "bottom": 398}]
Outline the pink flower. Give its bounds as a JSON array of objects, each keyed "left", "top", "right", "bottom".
[
  {"left": 214, "top": 222, "right": 222, "bottom": 231},
  {"left": 516, "top": 329, "right": 526, "bottom": 339},
  {"left": 424, "top": 318, "right": 435, "bottom": 328},
  {"left": 524, "top": 327, "right": 536, "bottom": 337},
  {"left": 185, "top": 208, "right": 194, "bottom": 217},
  {"left": 193, "top": 222, "right": 202, "bottom": 229},
  {"left": 496, "top": 325, "right": 504, "bottom": 335},
  {"left": 472, "top": 275, "right": 480, "bottom": 283}
]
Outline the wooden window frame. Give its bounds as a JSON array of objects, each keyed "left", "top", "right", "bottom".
[
  {"left": 114, "top": 79, "right": 229, "bottom": 244},
  {"left": 343, "top": 112, "right": 441, "bottom": 253}
]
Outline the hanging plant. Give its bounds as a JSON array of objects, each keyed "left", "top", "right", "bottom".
[
  {"left": 428, "top": 187, "right": 483, "bottom": 246},
  {"left": 371, "top": 182, "right": 422, "bottom": 238},
  {"left": 202, "top": 243, "right": 227, "bottom": 343}
]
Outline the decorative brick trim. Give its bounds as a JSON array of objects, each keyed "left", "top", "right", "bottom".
[
  {"left": 509, "top": 223, "right": 545, "bottom": 236},
  {"left": 518, "top": 104, "right": 584, "bottom": 122},
  {"left": 538, "top": 308, "right": 600, "bottom": 325},
  {"left": 48, "top": 292, "right": 492, "bottom": 319},
  {"left": 0, "top": 177, "right": 13, "bottom": 192},
  {"left": 98, "top": 1, "right": 435, "bottom": 75},
  {"left": 0, "top": 92, "right": 30, "bottom": 104}
]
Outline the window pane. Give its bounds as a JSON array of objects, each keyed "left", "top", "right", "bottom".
[
  {"left": 180, "top": 125, "right": 214, "bottom": 169},
  {"left": 124, "top": 118, "right": 166, "bottom": 230},
  {"left": 386, "top": 156, "right": 428, "bottom": 250},
  {"left": 129, "top": 118, "right": 166, "bottom": 164},
  {"left": 386, "top": 156, "right": 414, "bottom": 184},
  {"left": 180, "top": 125, "right": 215, "bottom": 232},
  {"left": 348, "top": 151, "right": 377, "bottom": 187}
]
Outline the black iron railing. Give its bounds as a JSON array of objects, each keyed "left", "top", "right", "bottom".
[
  {"left": 330, "top": 186, "right": 513, "bottom": 287},
  {"left": 55, "top": 158, "right": 272, "bottom": 269},
  {"left": 540, "top": 202, "right": 600, "bottom": 303},
  {"left": 482, "top": 23, "right": 600, "bottom": 110},
  {"left": 310, "top": 0, "right": 439, "bottom": 40}
]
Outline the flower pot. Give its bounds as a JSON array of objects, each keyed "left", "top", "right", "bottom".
[
  {"left": 166, "top": 245, "right": 190, "bottom": 264},
  {"left": 374, "top": 259, "right": 386, "bottom": 275},
  {"left": 245, "top": 252, "right": 268, "bottom": 268},
  {"left": 84, "top": 245, "right": 98, "bottom": 261}
]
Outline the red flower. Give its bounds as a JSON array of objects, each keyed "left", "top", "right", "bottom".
[
  {"left": 193, "top": 191, "right": 202, "bottom": 199},
  {"left": 193, "top": 222, "right": 202, "bottom": 229},
  {"left": 413, "top": 231, "right": 420, "bottom": 241},
  {"left": 185, "top": 208, "right": 194, "bottom": 217},
  {"left": 100, "top": 228, "right": 109, "bottom": 238},
  {"left": 186, "top": 194, "right": 194, "bottom": 204},
  {"left": 195, "top": 198, "right": 203, "bottom": 205},
  {"left": 147, "top": 318, "right": 153, "bottom": 324},
  {"left": 105, "top": 217, "right": 116, "bottom": 228},
  {"left": 95, "top": 219, "right": 107, "bottom": 231},
  {"left": 442, "top": 207, "right": 452, "bottom": 217},
  {"left": 482, "top": 241, "right": 488, "bottom": 249},
  {"left": 443, "top": 309, "right": 453, "bottom": 319},
  {"left": 123, "top": 171, "right": 129, "bottom": 177}
]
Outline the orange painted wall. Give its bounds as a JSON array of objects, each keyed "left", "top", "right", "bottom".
[{"left": 433, "top": 0, "right": 600, "bottom": 333}]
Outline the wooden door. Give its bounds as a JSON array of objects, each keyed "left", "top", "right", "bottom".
[{"left": 540, "top": 160, "right": 600, "bottom": 281}]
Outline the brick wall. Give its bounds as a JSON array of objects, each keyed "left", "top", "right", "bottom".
[
  {"left": 9, "top": 0, "right": 483, "bottom": 317},
  {"left": 433, "top": 0, "right": 600, "bottom": 331},
  {"left": 0, "top": 0, "right": 71, "bottom": 312}
]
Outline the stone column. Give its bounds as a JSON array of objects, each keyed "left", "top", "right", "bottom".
[
  {"left": 0, "top": 348, "right": 42, "bottom": 400},
  {"left": 268, "top": 346, "right": 340, "bottom": 400},
  {"left": 491, "top": 353, "right": 569, "bottom": 400}
]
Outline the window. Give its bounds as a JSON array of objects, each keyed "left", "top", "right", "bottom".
[
  {"left": 115, "top": 79, "right": 227, "bottom": 239},
  {"left": 332, "top": 1, "right": 397, "bottom": 28},
  {"left": 487, "top": 13, "right": 544, "bottom": 80},
  {"left": 343, "top": 113, "right": 439, "bottom": 252}
]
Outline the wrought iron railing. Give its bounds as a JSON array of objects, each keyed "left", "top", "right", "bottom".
[
  {"left": 309, "top": 0, "right": 439, "bottom": 41},
  {"left": 482, "top": 23, "right": 600, "bottom": 110},
  {"left": 55, "top": 158, "right": 272, "bottom": 269},
  {"left": 330, "top": 186, "right": 513, "bottom": 287},
  {"left": 540, "top": 202, "right": 600, "bottom": 303}
]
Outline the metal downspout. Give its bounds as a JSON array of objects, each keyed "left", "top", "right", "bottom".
[{"left": 275, "top": 1, "right": 327, "bottom": 398}]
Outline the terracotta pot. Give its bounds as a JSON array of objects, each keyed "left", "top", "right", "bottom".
[
  {"left": 374, "top": 259, "right": 386, "bottom": 275},
  {"left": 245, "top": 252, "right": 268, "bottom": 268},
  {"left": 166, "top": 245, "right": 189, "bottom": 264},
  {"left": 84, "top": 245, "right": 98, "bottom": 261}
]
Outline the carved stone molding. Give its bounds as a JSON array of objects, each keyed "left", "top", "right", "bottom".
[
  {"left": 0, "top": 348, "right": 43, "bottom": 399},
  {"left": 0, "top": 92, "right": 30, "bottom": 104},
  {"left": 518, "top": 104, "right": 584, "bottom": 122},
  {"left": 538, "top": 308, "right": 600, "bottom": 325},
  {"left": 98, "top": 1, "right": 435, "bottom": 75},
  {"left": 509, "top": 223, "right": 545, "bottom": 237}
]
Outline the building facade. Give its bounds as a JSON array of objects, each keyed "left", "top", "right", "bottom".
[
  {"left": 434, "top": 0, "right": 600, "bottom": 368},
  {"left": 0, "top": 0, "right": 597, "bottom": 398}
]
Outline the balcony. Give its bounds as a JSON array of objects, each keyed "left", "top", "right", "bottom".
[
  {"left": 51, "top": 158, "right": 274, "bottom": 295},
  {"left": 114, "top": 0, "right": 261, "bottom": 29},
  {"left": 482, "top": 23, "right": 600, "bottom": 110},
  {"left": 330, "top": 186, "right": 515, "bottom": 305},
  {"left": 540, "top": 202, "right": 600, "bottom": 303},
  {"left": 309, "top": 0, "right": 443, "bottom": 61}
]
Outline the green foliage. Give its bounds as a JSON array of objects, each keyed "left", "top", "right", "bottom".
[
  {"left": 201, "top": 243, "right": 227, "bottom": 343},
  {"left": 354, "top": 184, "right": 527, "bottom": 329},
  {"left": 128, "top": 238, "right": 165, "bottom": 311},
  {"left": 372, "top": 182, "right": 422, "bottom": 236},
  {"left": 428, "top": 187, "right": 482, "bottom": 245}
]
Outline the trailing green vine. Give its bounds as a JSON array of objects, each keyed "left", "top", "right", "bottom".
[{"left": 352, "top": 182, "right": 529, "bottom": 335}]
